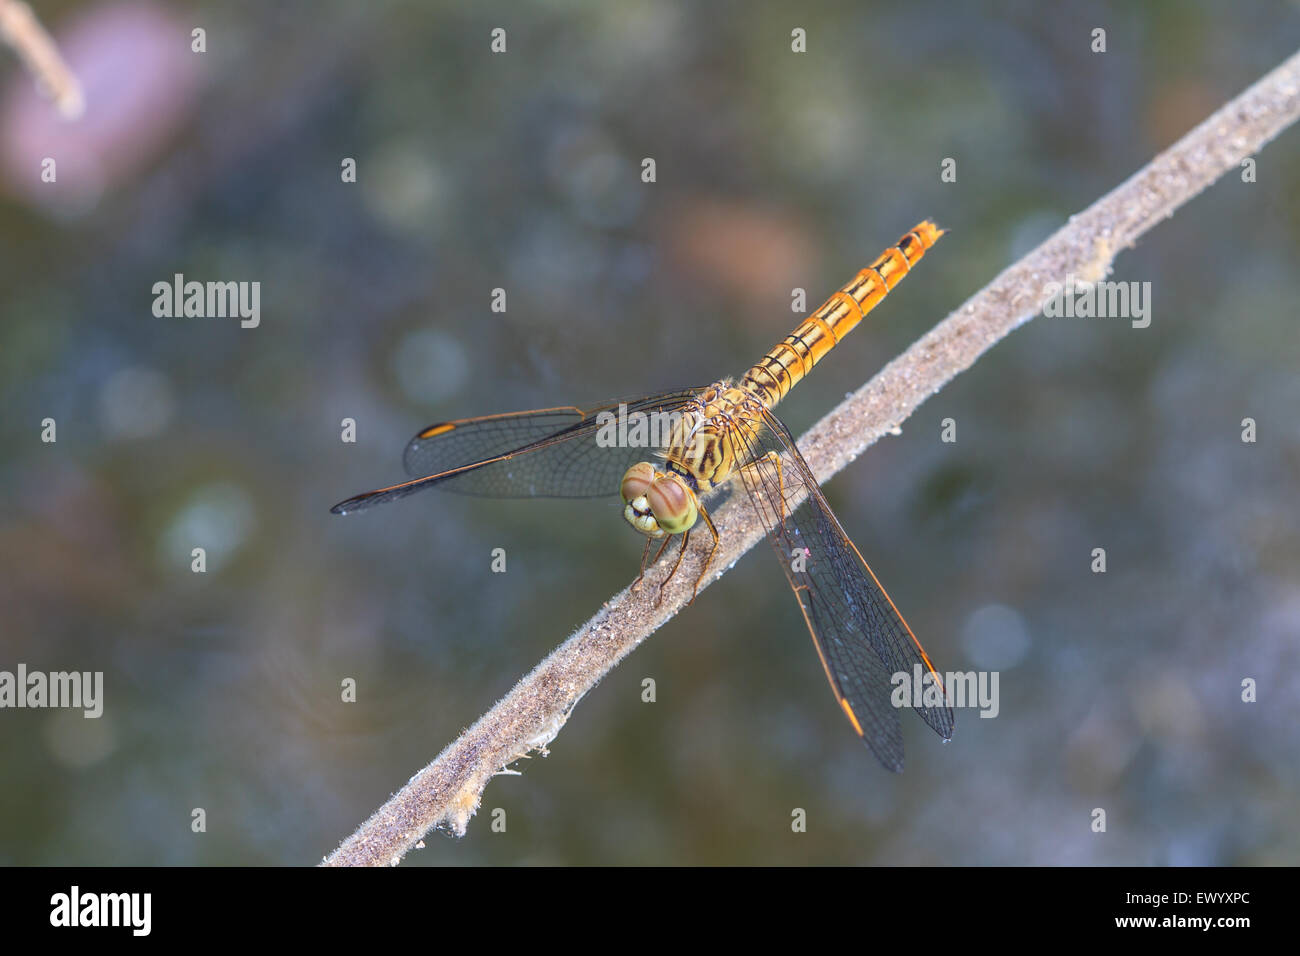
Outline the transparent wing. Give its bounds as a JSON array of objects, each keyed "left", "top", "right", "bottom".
[
  {"left": 724, "top": 405, "right": 954, "bottom": 771},
  {"left": 331, "top": 389, "right": 704, "bottom": 514}
]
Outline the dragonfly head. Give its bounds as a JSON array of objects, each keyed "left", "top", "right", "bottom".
[{"left": 620, "top": 462, "right": 698, "bottom": 538}]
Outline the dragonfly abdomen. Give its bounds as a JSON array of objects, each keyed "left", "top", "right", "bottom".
[{"left": 739, "top": 220, "right": 944, "bottom": 409}]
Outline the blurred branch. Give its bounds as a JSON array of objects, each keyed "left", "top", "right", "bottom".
[
  {"left": 323, "top": 47, "right": 1300, "bottom": 866},
  {"left": 0, "top": 0, "right": 82, "bottom": 118}
]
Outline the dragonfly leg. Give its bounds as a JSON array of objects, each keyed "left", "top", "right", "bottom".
[
  {"left": 631, "top": 536, "right": 653, "bottom": 593},
  {"left": 687, "top": 503, "right": 721, "bottom": 603},
  {"left": 651, "top": 535, "right": 674, "bottom": 566},
  {"left": 655, "top": 531, "right": 691, "bottom": 608},
  {"left": 635, "top": 535, "right": 673, "bottom": 597},
  {"left": 736, "top": 450, "right": 788, "bottom": 528},
  {"left": 766, "top": 451, "right": 787, "bottom": 530}
]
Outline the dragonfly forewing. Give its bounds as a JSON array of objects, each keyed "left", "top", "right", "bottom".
[{"left": 331, "top": 389, "right": 703, "bottom": 513}]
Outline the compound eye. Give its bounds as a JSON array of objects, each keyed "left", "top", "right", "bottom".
[
  {"left": 647, "top": 474, "right": 698, "bottom": 535},
  {"left": 620, "top": 462, "right": 656, "bottom": 503}
]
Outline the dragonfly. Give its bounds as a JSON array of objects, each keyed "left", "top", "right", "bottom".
[{"left": 332, "top": 221, "right": 954, "bottom": 771}]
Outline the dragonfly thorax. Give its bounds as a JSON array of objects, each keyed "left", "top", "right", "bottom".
[
  {"left": 659, "top": 381, "right": 766, "bottom": 491},
  {"left": 620, "top": 461, "right": 700, "bottom": 538}
]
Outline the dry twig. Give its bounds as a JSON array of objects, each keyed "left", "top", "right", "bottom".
[{"left": 0, "top": 0, "right": 82, "bottom": 118}]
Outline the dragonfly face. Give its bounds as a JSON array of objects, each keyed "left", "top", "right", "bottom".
[{"left": 619, "top": 461, "right": 697, "bottom": 539}]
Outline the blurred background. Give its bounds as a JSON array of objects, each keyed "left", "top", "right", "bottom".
[{"left": 1, "top": 0, "right": 1298, "bottom": 866}]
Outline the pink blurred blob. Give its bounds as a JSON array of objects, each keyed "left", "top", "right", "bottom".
[{"left": 0, "top": 1, "right": 200, "bottom": 214}]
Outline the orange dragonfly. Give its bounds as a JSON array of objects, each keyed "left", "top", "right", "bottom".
[{"left": 333, "top": 221, "right": 953, "bottom": 771}]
